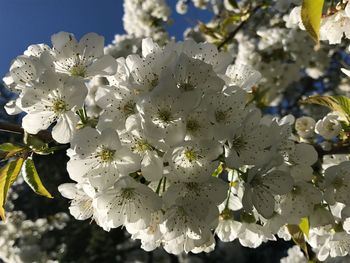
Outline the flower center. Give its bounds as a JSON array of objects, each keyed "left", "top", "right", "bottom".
[
  {"left": 185, "top": 182, "right": 200, "bottom": 192},
  {"left": 98, "top": 148, "right": 116, "bottom": 163},
  {"left": 184, "top": 148, "right": 199, "bottom": 162},
  {"left": 122, "top": 100, "right": 136, "bottom": 117},
  {"left": 121, "top": 188, "right": 135, "bottom": 199},
  {"left": 52, "top": 99, "right": 67, "bottom": 114},
  {"left": 333, "top": 177, "right": 344, "bottom": 189},
  {"left": 292, "top": 185, "right": 301, "bottom": 195},
  {"left": 186, "top": 119, "right": 200, "bottom": 133},
  {"left": 215, "top": 110, "right": 228, "bottom": 123},
  {"left": 134, "top": 140, "right": 153, "bottom": 153},
  {"left": 231, "top": 136, "right": 247, "bottom": 152},
  {"left": 177, "top": 82, "right": 195, "bottom": 92},
  {"left": 220, "top": 208, "right": 233, "bottom": 220},
  {"left": 157, "top": 108, "right": 173, "bottom": 123},
  {"left": 70, "top": 64, "right": 86, "bottom": 77}
]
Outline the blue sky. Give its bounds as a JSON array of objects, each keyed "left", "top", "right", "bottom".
[{"left": 0, "top": 0, "right": 212, "bottom": 78}]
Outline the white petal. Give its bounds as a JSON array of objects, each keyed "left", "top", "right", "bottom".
[
  {"left": 252, "top": 187, "right": 275, "bottom": 218},
  {"left": 341, "top": 68, "right": 350, "bottom": 77},
  {"left": 5, "top": 99, "right": 22, "bottom": 115},
  {"left": 86, "top": 55, "right": 118, "bottom": 77},
  {"left": 58, "top": 183, "right": 79, "bottom": 199},
  {"left": 22, "top": 111, "right": 55, "bottom": 134},
  {"left": 141, "top": 151, "right": 163, "bottom": 181},
  {"left": 78, "top": 32, "right": 104, "bottom": 59},
  {"left": 52, "top": 111, "right": 78, "bottom": 143},
  {"left": 51, "top": 31, "right": 78, "bottom": 58}
]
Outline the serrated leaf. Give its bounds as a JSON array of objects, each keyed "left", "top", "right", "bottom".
[
  {"left": 22, "top": 158, "right": 53, "bottom": 199},
  {"left": 303, "top": 95, "right": 350, "bottom": 122},
  {"left": 287, "top": 224, "right": 310, "bottom": 259},
  {"left": 299, "top": 217, "right": 310, "bottom": 238},
  {"left": 301, "top": 0, "right": 324, "bottom": 43},
  {"left": 0, "top": 158, "right": 25, "bottom": 221}
]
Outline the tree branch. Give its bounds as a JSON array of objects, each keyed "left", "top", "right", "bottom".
[
  {"left": 218, "top": 5, "right": 263, "bottom": 50},
  {"left": 315, "top": 144, "right": 350, "bottom": 157},
  {"left": 0, "top": 121, "right": 53, "bottom": 143}
]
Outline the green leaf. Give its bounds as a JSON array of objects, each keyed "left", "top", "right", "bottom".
[
  {"left": 0, "top": 158, "right": 25, "bottom": 221},
  {"left": 0, "top": 143, "right": 23, "bottom": 152},
  {"left": 299, "top": 217, "right": 310, "bottom": 238},
  {"left": 227, "top": 0, "right": 239, "bottom": 9},
  {"left": 212, "top": 163, "right": 224, "bottom": 177},
  {"left": 0, "top": 143, "right": 25, "bottom": 161},
  {"left": 23, "top": 133, "right": 50, "bottom": 155},
  {"left": 22, "top": 158, "right": 53, "bottom": 199},
  {"left": 301, "top": 0, "right": 324, "bottom": 43},
  {"left": 287, "top": 224, "right": 310, "bottom": 259},
  {"left": 302, "top": 95, "right": 350, "bottom": 122}
]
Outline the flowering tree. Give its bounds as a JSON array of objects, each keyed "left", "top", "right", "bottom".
[{"left": 1, "top": 0, "right": 350, "bottom": 262}]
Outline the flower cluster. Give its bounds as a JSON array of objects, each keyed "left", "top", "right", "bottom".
[
  {"left": 2, "top": 0, "right": 350, "bottom": 260},
  {"left": 4, "top": 31, "right": 329, "bottom": 255},
  {"left": 288, "top": 1, "right": 350, "bottom": 44}
]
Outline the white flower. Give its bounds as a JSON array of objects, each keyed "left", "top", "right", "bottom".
[
  {"left": 162, "top": 177, "right": 228, "bottom": 207},
  {"left": 67, "top": 127, "right": 141, "bottom": 189},
  {"left": 165, "top": 140, "right": 222, "bottom": 182},
  {"left": 47, "top": 32, "right": 118, "bottom": 78},
  {"left": 122, "top": 114, "right": 167, "bottom": 182},
  {"left": 160, "top": 197, "right": 218, "bottom": 254},
  {"left": 95, "top": 176, "right": 162, "bottom": 229},
  {"left": 237, "top": 222, "right": 276, "bottom": 248},
  {"left": 242, "top": 167, "right": 294, "bottom": 219},
  {"left": 280, "top": 245, "right": 307, "bottom": 263},
  {"left": 225, "top": 110, "right": 274, "bottom": 167},
  {"left": 20, "top": 71, "right": 87, "bottom": 143},
  {"left": 176, "top": 0, "right": 188, "bottom": 14},
  {"left": 123, "top": 0, "right": 170, "bottom": 40},
  {"left": 285, "top": 6, "right": 304, "bottom": 29},
  {"left": 223, "top": 64, "right": 262, "bottom": 92},
  {"left": 322, "top": 161, "right": 350, "bottom": 206},
  {"left": 320, "top": 3, "right": 350, "bottom": 44},
  {"left": 315, "top": 113, "right": 342, "bottom": 140},
  {"left": 284, "top": 143, "right": 318, "bottom": 182},
  {"left": 126, "top": 211, "right": 163, "bottom": 251},
  {"left": 58, "top": 182, "right": 95, "bottom": 221},
  {"left": 295, "top": 116, "right": 316, "bottom": 138},
  {"left": 280, "top": 182, "right": 322, "bottom": 224},
  {"left": 317, "top": 231, "right": 350, "bottom": 261},
  {"left": 215, "top": 203, "right": 242, "bottom": 242},
  {"left": 136, "top": 84, "right": 187, "bottom": 146},
  {"left": 274, "top": 0, "right": 302, "bottom": 12},
  {"left": 202, "top": 87, "right": 247, "bottom": 140}
]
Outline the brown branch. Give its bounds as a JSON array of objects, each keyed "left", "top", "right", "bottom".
[
  {"left": 315, "top": 144, "right": 350, "bottom": 157},
  {"left": 218, "top": 5, "right": 263, "bottom": 50},
  {"left": 0, "top": 121, "right": 53, "bottom": 143}
]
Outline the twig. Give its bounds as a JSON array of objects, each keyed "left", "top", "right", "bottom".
[
  {"left": 218, "top": 5, "right": 263, "bottom": 50},
  {"left": 0, "top": 121, "right": 53, "bottom": 143},
  {"left": 315, "top": 144, "right": 350, "bottom": 157}
]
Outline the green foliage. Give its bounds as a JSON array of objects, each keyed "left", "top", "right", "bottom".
[
  {"left": 302, "top": 95, "right": 350, "bottom": 122},
  {"left": 22, "top": 157, "right": 53, "bottom": 199},
  {"left": 0, "top": 158, "right": 24, "bottom": 221},
  {"left": 287, "top": 224, "right": 310, "bottom": 259},
  {"left": 299, "top": 217, "right": 310, "bottom": 239},
  {"left": 301, "top": 0, "right": 324, "bottom": 43}
]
